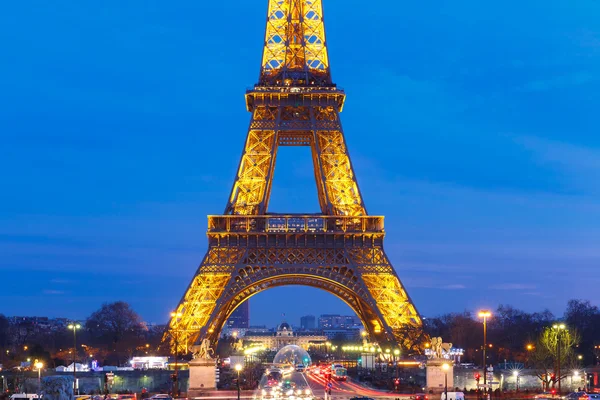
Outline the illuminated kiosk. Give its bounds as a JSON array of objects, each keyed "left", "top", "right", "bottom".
[{"left": 426, "top": 337, "right": 456, "bottom": 393}]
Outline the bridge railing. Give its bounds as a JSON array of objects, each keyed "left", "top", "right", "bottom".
[{"left": 207, "top": 215, "right": 384, "bottom": 234}]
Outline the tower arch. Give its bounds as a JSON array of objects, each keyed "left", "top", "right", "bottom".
[{"left": 168, "top": 0, "right": 424, "bottom": 355}]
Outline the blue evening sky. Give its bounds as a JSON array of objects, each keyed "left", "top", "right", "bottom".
[{"left": 1, "top": 1, "right": 599, "bottom": 327}]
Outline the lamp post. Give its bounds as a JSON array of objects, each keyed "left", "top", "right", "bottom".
[
  {"left": 170, "top": 311, "right": 182, "bottom": 398},
  {"left": 235, "top": 363, "right": 243, "bottom": 400},
  {"left": 513, "top": 370, "right": 519, "bottom": 391},
  {"left": 35, "top": 361, "right": 44, "bottom": 393},
  {"left": 553, "top": 323, "right": 566, "bottom": 395},
  {"left": 394, "top": 349, "right": 400, "bottom": 378},
  {"left": 478, "top": 310, "right": 492, "bottom": 397},
  {"left": 67, "top": 323, "right": 81, "bottom": 395},
  {"left": 442, "top": 363, "right": 450, "bottom": 400}
]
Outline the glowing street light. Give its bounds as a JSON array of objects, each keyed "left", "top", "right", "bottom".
[
  {"left": 478, "top": 310, "right": 492, "bottom": 394},
  {"left": 552, "top": 323, "right": 567, "bottom": 395},
  {"left": 235, "top": 364, "right": 243, "bottom": 400},
  {"left": 35, "top": 361, "right": 44, "bottom": 393},
  {"left": 513, "top": 370, "right": 520, "bottom": 391},
  {"left": 67, "top": 323, "right": 81, "bottom": 395},
  {"left": 170, "top": 311, "right": 183, "bottom": 397},
  {"left": 442, "top": 363, "right": 450, "bottom": 400}
]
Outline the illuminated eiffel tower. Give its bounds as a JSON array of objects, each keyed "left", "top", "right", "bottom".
[{"left": 169, "top": 0, "right": 423, "bottom": 353}]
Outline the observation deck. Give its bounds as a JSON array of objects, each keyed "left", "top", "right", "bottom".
[
  {"left": 207, "top": 215, "right": 384, "bottom": 234},
  {"left": 245, "top": 85, "right": 346, "bottom": 112}
]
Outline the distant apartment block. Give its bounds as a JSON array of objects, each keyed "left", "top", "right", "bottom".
[{"left": 300, "top": 315, "right": 316, "bottom": 330}]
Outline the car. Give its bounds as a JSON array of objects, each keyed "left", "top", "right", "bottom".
[
  {"left": 117, "top": 395, "right": 137, "bottom": 400},
  {"left": 349, "top": 397, "right": 375, "bottom": 400},
  {"left": 296, "top": 364, "right": 305, "bottom": 372},
  {"left": 566, "top": 392, "right": 600, "bottom": 400},
  {"left": 149, "top": 395, "right": 173, "bottom": 400},
  {"left": 440, "top": 392, "right": 465, "bottom": 400},
  {"left": 412, "top": 394, "right": 428, "bottom": 400}
]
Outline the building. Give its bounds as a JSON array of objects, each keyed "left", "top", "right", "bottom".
[
  {"left": 225, "top": 301, "right": 249, "bottom": 330},
  {"left": 243, "top": 322, "right": 327, "bottom": 351},
  {"left": 322, "top": 328, "right": 361, "bottom": 341},
  {"left": 318, "top": 314, "right": 360, "bottom": 329},
  {"left": 300, "top": 315, "right": 316, "bottom": 330}
]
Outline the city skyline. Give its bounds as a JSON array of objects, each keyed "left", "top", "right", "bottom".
[{"left": 1, "top": 0, "right": 599, "bottom": 326}]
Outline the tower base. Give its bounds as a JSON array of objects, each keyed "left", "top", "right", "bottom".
[{"left": 188, "top": 358, "right": 217, "bottom": 397}]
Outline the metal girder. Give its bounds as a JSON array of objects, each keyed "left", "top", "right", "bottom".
[
  {"left": 225, "top": 105, "right": 366, "bottom": 216},
  {"left": 261, "top": 0, "right": 329, "bottom": 85},
  {"left": 169, "top": 238, "right": 423, "bottom": 352},
  {"left": 168, "top": 0, "right": 424, "bottom": 355}
]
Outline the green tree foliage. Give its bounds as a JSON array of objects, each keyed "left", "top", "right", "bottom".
[
  {"left": 425, "top": 307, "right": 555, "bottom": 364},
  {"left": 531, "top": 325, "right": 580, "bottom": 388}
]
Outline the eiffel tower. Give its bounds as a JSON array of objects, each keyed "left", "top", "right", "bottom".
[{"left": 169, "top": 0, "right": 423, "bottom": 353}]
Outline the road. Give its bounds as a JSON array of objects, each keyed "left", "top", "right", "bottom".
[
  {"left": 305, "top": 370, "right": 414, "bottom": 399},
  {"left": 235, "top": 368, "right": 415, "bottom": 400}
]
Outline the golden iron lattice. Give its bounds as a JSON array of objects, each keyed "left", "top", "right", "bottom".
[{"left": 169, "top": 0, "right": 423, "bottom": 354}]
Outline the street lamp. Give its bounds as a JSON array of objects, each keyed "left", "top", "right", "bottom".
[
  {"left": 552, "top": 323, "right": 566, "bottom": 395},
  {"left": 394, "top": 349, "right": 400, "bottom": 378},
  {"left": 67, "top": 323, "right": 81, "bottom": 395},
  {"left": 235, "top": 363, "right": 243, "bottom": 400},
  {"left": 35, "top": 361, "right": 44, "bottom": 393},
  {"left": 478, "top": 310, "right": 492, "bottom": 395},
  {"left": 170, "top": 311, "right": 182, "bottom": 397},
  {"left": 513, "top": 370, "right": 519, "bottom": 391},
  {"left": 442, "top": 363, "right": 450, "bottom": 400}
]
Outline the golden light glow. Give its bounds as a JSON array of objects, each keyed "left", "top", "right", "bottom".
[
  {"left": 261, "top": 0, "right": 329, "bottom": 79},
  {"left": 526, "top": 344, "right": 534, "bottom": 351},
  {"left": 35, "top": 361, "right": 43, "bottom": 370},
  {"left": 478, "top": 310, "right": 492, "bottom": 319},
  {"left": 235, "top": 363, "right": 243, "bottom": 372},
  {"left": 442, "top": 363, "right": 450, "bottom": 371},
  {"left": 165, "top": 0, "right": 423, "bottom": 355}
]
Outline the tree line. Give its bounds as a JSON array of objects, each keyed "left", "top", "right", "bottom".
[
  {"left": 425, "top": 299, "right": 600, "bottom": 367},
  {"left": 1, "top": 298, "right": 599, "bottom": 371},
  {"left": 0, "top": 301, "right": 166, "bottom": 369}
]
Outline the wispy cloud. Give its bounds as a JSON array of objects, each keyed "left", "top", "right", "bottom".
[
  {"left": 516, "top": 136, "right": 600, "bottom": 171},
  {"left": 443, "top": 284, "right": 467, "bottom": 290},
  {"left": 490, "top": 283, "right": 537, "bottom": 290},
  {"left": 515, "top": 135, "right": 600, "bottom": 194},
  {"left": 43, "top": 290, "right": 64, "bottom": 295},
  {"left": 50, "top": 278, "right": 72, "bottom": 284},
  {"left": 522, "top": 71, "right": 597, "bottom": 92}
]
